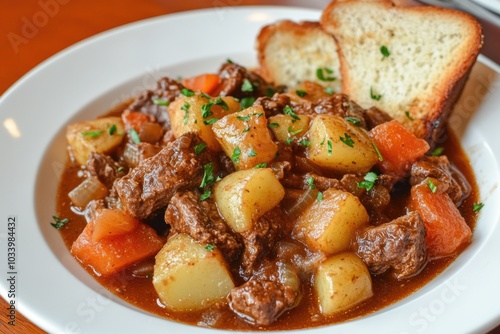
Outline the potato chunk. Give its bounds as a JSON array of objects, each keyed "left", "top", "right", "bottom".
[
  {"left": 268, "top": 114, "right": 311, "bottom": 145},
  {"left": 66, "top": 117, "right": 125, "bottom": 165},
  {"left": 153, "top": 233, "right": 235, "bottom": 311},
  {"left": 213, "top": 168, "right": 285, "bottom": 233},
  {"left": 315, "top": 252, "right": 373, "bottom": 315},
  {"left": 293, "top": 188, "right": 369, "bottom": 255},
  {"left": 307, "top": 114, "right": 378, "bottom": 174},
  {"left": 212, "top": 105, "right": 278, "bottom": 170},
  {"left": 168, "top": 94, "right": 240, "bottom": 151}
]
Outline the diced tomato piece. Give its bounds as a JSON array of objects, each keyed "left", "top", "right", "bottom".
[
  {"left": 71, "top": 217, "right": 164, "bottom": 276},
  {"left": 410, "top": 181, "right": 472, "bottom": 259},
  {"left": 122, "top": 110, "right": 150, "bottom": 133},
  {"left": 182, "top": 73, "right": 220, "bottom": 95},
  {"left": 91, "top": 209, "right": 140, "bottom": 242},
  {"left": 370, "top": 120, "right": 430, "bottom": 177}
]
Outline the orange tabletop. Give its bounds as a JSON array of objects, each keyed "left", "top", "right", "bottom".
[{"left": 1, "top": 1, "right": 499, "bottom": 333}]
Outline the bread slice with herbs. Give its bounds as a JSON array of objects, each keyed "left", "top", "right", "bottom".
[
  {"left": 256, "top": 20, "right": 342, "bottom": 93},
  {"left": 320, "top": 0, "right": 483, "bottom": 142}
]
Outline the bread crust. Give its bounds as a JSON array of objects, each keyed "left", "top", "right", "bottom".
[{"left": 321, "top": 0, "right": 483, "bottom": 142}]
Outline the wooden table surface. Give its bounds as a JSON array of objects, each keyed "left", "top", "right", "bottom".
[{"left": 1, "top": 1, "right": 499, "bottom": 333}]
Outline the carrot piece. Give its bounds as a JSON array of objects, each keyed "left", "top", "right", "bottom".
[
  {"left": 370, "top": 120, "right": 430, "bottom": 176},
  {"left": 122, "top": 110, "right": 150, "bottom": 132},
  {"left": 71, "top": 218, "right": 164, "bottom": 276},
  {"left": 91, "top": 209, "right": 140, "bottom": 242},
  {"left": 410, "top": 181, "right": 472, "bottom": 259},
  {"left": 182, "top": 73, "right": 220, "bottom": 95}
]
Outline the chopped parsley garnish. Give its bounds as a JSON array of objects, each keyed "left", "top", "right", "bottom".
[
  {"left": 324, "top": 87, "right": 334, "bottom": 95},
  {"left": 265, "top": 87, "right": 275, "bottom": 97},
  {"left": 200, "top": 189, "right": 212, "bottom": 201},
  {"left": 240, "top": 97, "right": 255, "bottom": 109},
  {"left": 295, "top": 89, "right": 308, "bottom": 97},
  {"left": 345, "top": 117, "right": 361, "bottom": 126},
  {"left": 237, "top": 115, "right": 251, "bottom": 122},
  {"left": 298, "top": 138, "right": 310, "bottom": 147},
  {"left": 82, "top": 130, "right": 103, "bottom": 138},
  {"left": 427, "top": 179, "right": 437, "bottom": 193},
  {"left": 214, "top": 96, "right": 229, "bottom": 110},
  {"left": 317, "top": 191, "right": 323, "bottom": 202},
  {"left": 181, "top": 102, "right": 191, "bottom": 125},
  {"left": 254, "top": 162, "right": 267, "bottom": 169},
  {"left": 327, "top": 140, "right": 333, "bottom": 156},
  {"left": 201, "top": 102, "right": 214, "bottom": 118},
  {"left": 316, "top": 67, "right": 336, "bottom": 82},
  {"left": 203, "top": 118, "right": 218, "bottom": 125},
  {"left": 340, "top": 133, "right": 355, "bottom": 147},
  {"left": 307, "top": 176, "right": 315, "bottom": 189},
  {"left": 205, "top": 244, "right": 216, "bottom": 252},
  {"left": 200, "top": 163, "right": 215, "bottom": 189},
  {"left": 129, "top": 129, "right": 141, "bottom": 144},
  {"left": 248, "top": 147, "right": 257, "bottom": 157},
  {"left": 370, "top": 87, "right": 382, "bottom": 101},
  {"left": 226, "top": 58, "right": 234, "bottom": 64},
  {"left": 380, "top": 45, "right": 391, "bottom": 58},
  {"left": 357, "top": 172, "right": 378, "bottom": 191},
  {"left": 241, "top": 78, "right": 254, "bottom": 92},
  {"left": 194, "top": 142, "right": 207, "bottom": 155},
  {"left": 108, "top": 124, "right": 117, "bottom": 135},
  {"left": 431, "top": 147, "right": 444, "bottom": 156},
  {"left": 473, "top": 202, "right": 484, "bottom": 212},
  {"left": 405, "top": 111, "right": 414, "bottom": 120},
  {"left": 283, "top": 105, "right": 301, "bottom": 122},
  {"left": 288, "top": 126, "right": 302, "bottom": 136},
  {"left": 232, "top": 147, "right": 241, "bottom": 163},
  {"left": 181, "top": 88, "right": 195, "bottom": 97},
  {"left": 372, "top": 141, "right": 384, "bottom": 161},
  {"left": 50, "top": 215, "right": 69, "bottom": 229},
  {"left": 117, "top": 166, "right": 124, "bottom": 173},
  {"left": 285, "top": 137, "right": 295, "bottom": 145},
  {"left": 268, "top": 122, "right": 279, "bottom": 129},
  {"left": 152, "top": 98, "right": 169, "bottom": 106}
]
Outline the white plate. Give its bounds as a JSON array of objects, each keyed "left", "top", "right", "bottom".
[
  {"left": 470, "top": 0, "right": 500, "bottom": 15},
  {"left": 1, "top": 6, "right": 500, "bottom": 334}
]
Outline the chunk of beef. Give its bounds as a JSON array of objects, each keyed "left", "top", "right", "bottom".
[
  {"left": 239, "top": 207, "right": 283, "bottom": 277},
  {"left": 355, "top": 211, "right": 428, "bottom": 280},
  {"left": 127, "top": 77, "right": 183, "bottom": 129},
  {"left": 164, "top": 189, "right": 242, "bottom": 263},
  {"left": 253, "top": 94, "right": 291, "bottom": 118},
  {"left": 217, "top": 62, "right": 274, "bottom": 98},
  {"left": 410, "top": 155, "right": 471, "bottom": 206},
  {"left": 86, "top": 152, "right": 121, "bottom": 188},
  {"left": 228, "top": 279, "right": 298, "bottom": 326},
  {"left": 364, "top": 106, "right": 393, "bottom": 129},
  {"left": 114, "top": 133, "right": 213, "bottom": 220},
  {"left": 292, "top": 94, "right": 368, "bottom": 129}
]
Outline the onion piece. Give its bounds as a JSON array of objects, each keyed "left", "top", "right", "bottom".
[
  {"left": 123, "top": 143, "right": 140, "bottom": 168},
  {"left": 68, "top": 176, "right": 108, "bottom": 208},
  {"left": 139, "top": 122, "right": 163, "bottom": 144},
  {"left": 283, "top": 187, "right": 319, "bottom": 218}
]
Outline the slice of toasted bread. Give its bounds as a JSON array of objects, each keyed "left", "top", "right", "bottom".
[
  {"left": 256, "top": 20, "right": 342, "bottom": 92},
  {"left": 320, "top": 0, "right": 483, "bottom": 142}
]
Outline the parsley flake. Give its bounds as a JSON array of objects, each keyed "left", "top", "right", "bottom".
[
  {"left": 427, "top": 179, "right": 437, "bottom": 193},
  {"left": 108, "top": 124, "right": 117, "bottom": 135},
  {"left": 316, "top": 67, "right": 336, "bottom": 82},
  {"left": 241, "top": 78, "right": 254, "bottom": 92},
  {"left": 200, "top": 163, "right": 215, "bottom": 189},
  {"left": 214, "top": 96, "right": 229, "bottom": 110},
  {"left": 152, "top": 98, "right": 169, "bottom": 106},
  {"left": 380, "top": 45, "right": 391, "bottom": 58},
  {"left": 201, "top": 102, "right": 214, "bottom": 119},
  {"left": 268, "top": 122, "right": 279, "bottom": 129},
  {"left": 340, "top": 133, "right": 355, "bottom": 147},
  {"left": 295, "top": 89, "right": 308, "bottom": 97},
  {"left": 431, "top": 147, "right": 444, "bottom": 156},
  {"left": 288, "top": 126, "right": 302, "bottom": 136},
  {"left": 307, "top": 176, "right": 315, "bottom": 189},
  {"left": 248, "top": 147, "right": 257, "bottom": 157},
  {"left": 203, "top": 118, "right": 218, "bottom": 125},
  {"left": 129, "top": 129, "right": 141, "bottom": 144},
  {"left": 181, "top": 102, "right": 191, "bottom": 125},
  {"left": 181, "top": 88, "right": 195, "bottom": 97},
  {"left": 232, "top": 147, "right": 241, "bottom": 163},
  {"left": 237, "top": 115, "right": 251, "bottom": 122},
  {"left": 283, "top": 105, "right": 301, "bottom": 122},
  {"left": 199, "top": 189, "right": 212, "bottom": 201},
  {"left": 194, "top": 142, "right": 207, "bottom": 155},
  {"left": 240, "top": 97, "right": 255, "bottom": 109},
  {"left": 327, "top": 140, "right": 333, "bottom": 156},
  {"left": 324, "top": 87, "right": 334, "bottom": 95},
  {"left": 405, "top": 111, "right": 414, "bottom": 121},
  {"left": 345, "top": 117, "right": 361, "bottom": 126},
  {"left": 205, "top": 244, "right": 216, "bottom": 252},
  {"left": 473, "top": 202, "right": 484, "bottom": 212},
  {"left": 82, "top": 130, "right": 103, "bottom": 138},
  {"left": 317, "top": 191, "right": 323, "bottom": 202},
  {"left": 254, "top": 162, "right": 267, "bottom": 169},
  {"left": 51, "top": 215, "right": 69, "bottom": 229},
  {"left": 357, "top": 172, "right": 378, "bottom": 191},
  {"left": 372, "top": 141, "right": 384, "bottom": 161},
  {"left": 298, "top": 138, "right": 310, "bottom": 147}
]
